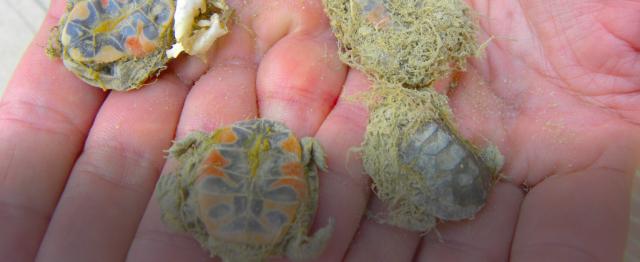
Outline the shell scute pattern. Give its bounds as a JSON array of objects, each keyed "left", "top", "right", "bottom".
[
  {"left": 62, "top": 0, "right": 173, "bottom": 62},
  {"left": 48, "top": 0, "right": 178, "bottom": 90},
  {"left": 157, "top": 119, "right": 334, "bottom": 262},
  {"left": 197, "top": 121, "right": 308, "bottom": 244},
  {"left": 399, "top": 122, "right": 492, "bottom": 222}
]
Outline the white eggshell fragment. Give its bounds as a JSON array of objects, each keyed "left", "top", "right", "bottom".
[{"left": 167, "top": 0, "right": 229, "bottom": 61}]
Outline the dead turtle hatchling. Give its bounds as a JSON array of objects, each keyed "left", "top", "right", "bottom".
[
  {"left": 360, "top": 86, "right": 502, "bottom": 232},
  {"left": 47, "top": 0, "right": 232, "bottom": 91},
  {"left": 324, "top": 0, "right": 502, "bottom": 232},
  {"left": 156, "top": 119, "right": 334, "bottom": 262},
  {"left": 324, "top": 0, "right": 478, "bottom": 88}
]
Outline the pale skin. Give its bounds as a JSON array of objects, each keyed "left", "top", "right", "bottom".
[{"left": 0, "top": 0, "right": 638, "bottom": 261}]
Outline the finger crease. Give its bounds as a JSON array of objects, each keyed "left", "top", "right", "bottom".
[
  {"left": 420, "top": 237, "right": 500, "bottom": 261},
  {"left": 513, "top": 241, "right": 599, "bottom": 262},
  {"left": 0, "top": 199, "right": 51, "bottom": 228},
  {"left": 74, "top": 143, "right": 163, "bottom": 193},
  {"left": 0, "top": 99, "right": 86, "bottom": 137},
  {"left": 190, "top": 56, "right": 258, "bottom": 87}
]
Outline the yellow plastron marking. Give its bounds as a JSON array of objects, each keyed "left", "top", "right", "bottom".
[
  {"left": 92, "top": 45, "right": 126, "bottom": 63},
  {"left": 248, "top": 133, "right": 270, "bottom": 178},
  {"left": 212, "top": 127, "right": 238, "bottom": 144}
]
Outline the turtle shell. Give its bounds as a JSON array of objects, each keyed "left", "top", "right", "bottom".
[
  {"left": 195, "top": 120, "right": 309, "bottom": 245},
  {"left": 55, "top": 0, "right": 175, "bottom": 90},
  {"left": 399, "top": 122, "right": 492, "bottom": 221},
  {"left": 324, "top": 0, "right": 478, "bottom": 88}
]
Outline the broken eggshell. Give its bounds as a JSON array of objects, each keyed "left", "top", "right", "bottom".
[{"left": 166, "top": 0, "right": 232, "bottom": 61}]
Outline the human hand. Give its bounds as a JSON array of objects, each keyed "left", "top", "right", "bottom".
[
  {"left": 0, "top": 0, "right": 637, "bottom": 261},
  {"left": 423, "top": 1, "right": 639, "bottom": 260}
]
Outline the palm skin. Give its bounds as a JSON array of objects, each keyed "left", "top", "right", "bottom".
[{"left": 0, "top": 0, "right": 637, "bottom": 262}]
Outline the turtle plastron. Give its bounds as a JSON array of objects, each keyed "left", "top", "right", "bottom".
[
  {"left": 156, "top": 119, "right": 334, "bottom": 262},
  {"left": 47, "top": 0, "right": 232, "bottom": 91}
]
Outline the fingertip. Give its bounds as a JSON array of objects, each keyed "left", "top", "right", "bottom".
[
  {"left": 41, "top": 0, "right": 66, "bottom": 33},
  {"left": 511, "top": 170, "right": 632, "bottom": 262},
  {"left": 344, "top": 197, "right": 421, "bottom": 262},
  {"left": 339, "top": 69, "right": 372, "bottom": 97},
  {"left": 256, "top": 34, "right": 346, "bottom": 136},
  {"left": 417, "top": 182, "right": 524, "bottom": 261}
]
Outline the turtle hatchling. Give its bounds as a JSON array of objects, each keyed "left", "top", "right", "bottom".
[
  {"left": 360, "top": 85, "right": 502, "bottom": 232},
  {"left": 47, "top": 0, "right": 231, "bottom": 91},
  {"left": 156, "top": 119, "right": 334, "bottom": 262},
  {"left": 324, "top": 0, "right": 478, "bottom": 88}
]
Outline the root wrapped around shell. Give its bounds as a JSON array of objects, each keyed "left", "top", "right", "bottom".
[
  {"left": 360, "top": 85, "right": 502, "bottom": 231},
  {"left": 324, "top": 0, "right": 479, "bottom": 88}
]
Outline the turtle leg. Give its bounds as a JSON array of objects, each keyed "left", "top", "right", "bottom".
[
  {"left": 286, "top": 138, "right": 333, "bottom": 260},
  {"left": 46, "top": 26, "right": 63, "bottom": 58},
  {"left": 300, "top": 137, "right": 325, "bottom": 214},
  {"left": 156, "top": 172, "right": 183, "bottom": 228},
  {"left": 167, "top": 131, "right": 209, "bottom": 158},
  {"left": 285, "top": 218, "right": 335, "bottom": 261},
  {"left": 300, "top": 137, "right": 328, "bottom": 171},
  {"left": 157, "top": 131, "right": 209, "bottom": 231}
]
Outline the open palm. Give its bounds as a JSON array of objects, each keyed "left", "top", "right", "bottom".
[{"left": 0, "top": 0, "right": 637, "bottom": 261}]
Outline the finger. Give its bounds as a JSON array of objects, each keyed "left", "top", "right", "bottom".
[
  {"left": 410, "top": 67, "right": 523, "bottom": 261},
  {"left": 0, "top": 0, "right": 106, "bottom": 260},
  {"left": 36, "top": 73, "right": 189, "bottom": 261},
  {"left": 127, "top": 8, "right": 259, "bottom": 261},
  {"left": 128, "top": 193, "right": 216, "bottom": 262},
  {"left": 415, "top": 182, "right": 524, "bottom": 261},
  {"left": 511, "top": 135, "right": 639, "bottom": 261},
  {"left": 512, "top": 171, "right": 631, "bottom": 261},
  {"left": 344, "top": 197, "right": 421, "bottom": 262},
  {"left": 255, "top": 0, "right": 347, "bottom": 136},
  {"left": 346, "top": 169, "right": 523, "bottom": 262},
  {"left": 132, "top": 1, "right": 348, "bottom": 259},
  {"left": 172, "top": 27, "right": 259, "bottom": 138},
  {"left": 311, "top": 70, "right": 370, "bottom": 261}
]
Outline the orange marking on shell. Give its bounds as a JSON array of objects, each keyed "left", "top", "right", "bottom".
[
  {"left": 126, "top": 37, "right": 145, "bottom": 56},
  {"left": 198, "top": 193, "right": 233, "bottom": 236},
  {"left": 101, "top": 0, "right": 109, "bottom": 8},
  {"left": 203, "top": 150, "right": 229, "bottom": 176},
  {"left": 274, "top": 162, "right": 308, "bottom": 194},
  {"left": 281, "top": 135, "right": 301, "bottom": 156},
  {"left": 281, "top": 162, "right": 304, "bottom": 178},
  {"left": 272, "top": 178, "right": 307, "bottom": 197},
  {"left": 213, "top": 127, "right": 238, "bottom": 144},
  {"left": 125, "top": 21, "right": 157, "bottom": 57}
]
